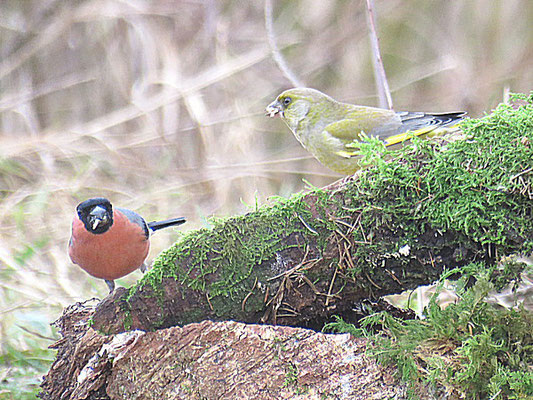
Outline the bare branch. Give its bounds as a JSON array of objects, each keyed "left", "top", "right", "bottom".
[
  {"left": 364, "top": 0, "right": 393, "bottom": 110},
  {"left": 264, "top": 0, "right": 304, "bottom": 87}
]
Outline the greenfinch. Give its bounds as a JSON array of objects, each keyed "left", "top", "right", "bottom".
[{"left": 266, "top": 88, "right": 465, "bottom": 174}]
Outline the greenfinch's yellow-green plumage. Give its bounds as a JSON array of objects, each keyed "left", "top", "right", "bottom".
[{"left": 266, "top": 88, "right": 466, "bottom": 175}]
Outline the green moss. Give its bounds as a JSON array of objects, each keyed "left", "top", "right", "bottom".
[
  {"left": 325, "top": 262, "right": 533, "bottom": 399},
  {"left": 124, "top": 189, "right": 337, "bottom": 321},
  {"left": 121, "top": 302, "right": 133, "bottom": 331},
  {"left": 323, "top": 96, "right": 533, "bottom": 399},
  {"left": 338, "top": 93, "right": 533, "bottom": 276},
  {"left": 422, "top": 97, "right": 533, "bottom": 246}
]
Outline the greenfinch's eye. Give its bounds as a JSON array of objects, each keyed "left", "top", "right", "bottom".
[{"left": 283, "top": 97, "right": 292, "bottom": 106}]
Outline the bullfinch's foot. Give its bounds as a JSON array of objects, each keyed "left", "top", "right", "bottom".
[{"left": 105, "top": 280, "right": 115, "bottom": 293}]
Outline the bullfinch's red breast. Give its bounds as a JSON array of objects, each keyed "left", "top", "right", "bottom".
[{"left": 69, "top": 198, "right": 186, "bottom": 292}]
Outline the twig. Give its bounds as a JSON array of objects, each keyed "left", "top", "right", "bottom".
[
  {"left": 385, "top": 269, "right": 402, "bottom": 285},
  {"left": 241, "top": 277, "right": 258, "bottom": 312},
  {"left": 263, "top": 286, "right": 270, "bottom": 305},
  {"left": 298, "top": 274, "right": 320, "bottom": 295},
  {"left": 267, "top": 246, "right": 310, "bottom": 281},
  {"left": 365, "top": 272, "right": 382, "bottom": 289},
  {"left": 509, "top": 166, "right": 533, "bottom": 181},
  {"left": 206, "top": 292, "right": 214, "bottom": 311},
  {"left": 325, "top": 263, "right": 339, "bottom": 307},
  {"left": 364, "top": 0, "right": 393, "bottom": 110},
  {"left": 267, "top": 276, "right": 291, "bottom": 324},
  {"left": 344, "top": 243, "right": 357, "bottom": 270},
  {"left": 16, "top": 324, "right": 56, "bottom": 341},
  {"left": 264, "top": 0, "right": 304, "bottom": 87},
  {"left": 297, "top": 213, "right": 318, "bottom": 235}
]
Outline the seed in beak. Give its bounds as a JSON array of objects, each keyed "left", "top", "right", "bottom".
[{"left": 266, "top": 104, "right": 281, "bottom": 117}]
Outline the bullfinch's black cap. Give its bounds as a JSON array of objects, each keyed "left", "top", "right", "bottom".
[{"left": 76, "top": 198, "right": 113, "bottom": 234}]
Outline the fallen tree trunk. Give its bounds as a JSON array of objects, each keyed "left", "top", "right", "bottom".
[
  {"left": 91, "top": 99, "right": 533, "bottom": 335},
  {"left": 93, "top": 178, "right": 486, "bottom": 334},
  {"left": 40, "top": 96, "right": 533, "bottom": 399}
]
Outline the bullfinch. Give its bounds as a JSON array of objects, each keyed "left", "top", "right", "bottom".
[{"left": 69, "top": 197, "right": 186, "bottom": 292}]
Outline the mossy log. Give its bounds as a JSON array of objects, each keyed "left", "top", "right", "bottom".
[
  {"left": 91, "top": 95, "right": 533, "bottom": 335},
  {"left": 41, "top": 96, "right": 532, "bottom": 400}
]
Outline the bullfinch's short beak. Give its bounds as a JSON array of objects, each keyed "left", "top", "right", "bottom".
[
  {"left": 265, "top": 100, "right": 283, "bottom": 118},
  {"left": 88, "top": 205, "right": 109, "bottom": 230}
]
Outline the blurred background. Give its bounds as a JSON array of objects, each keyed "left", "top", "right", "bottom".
[{"left": 0, "top": 0, "right": 531, "bottom": 397}]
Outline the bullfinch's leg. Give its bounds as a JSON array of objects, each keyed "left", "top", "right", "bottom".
[{"left": 105, "top": 279, "right": 115, "bottom": 293}]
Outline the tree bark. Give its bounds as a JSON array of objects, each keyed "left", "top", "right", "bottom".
[{"left": 40, "top": 302, "right": 407, "bottom": 400}]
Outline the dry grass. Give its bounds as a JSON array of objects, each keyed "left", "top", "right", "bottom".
[{"left": 0, "top": 0, "right": 531, "bottom": 395}]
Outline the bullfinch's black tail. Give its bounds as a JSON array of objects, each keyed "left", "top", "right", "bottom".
[{"left": 148, "top": 217, "right": 186, "bottom": 232}]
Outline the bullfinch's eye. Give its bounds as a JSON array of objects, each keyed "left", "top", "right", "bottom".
[{"left": 283, "top": 97, "right": 292, "bottom": 106}]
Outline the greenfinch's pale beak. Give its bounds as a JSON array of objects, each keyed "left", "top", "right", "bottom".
[{"left": 266, "top": 100, "right": 283, "bottom": 118}]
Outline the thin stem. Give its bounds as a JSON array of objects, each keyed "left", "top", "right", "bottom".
[
  {"left": 365, "top": 0, "right": 393, "bottom": 110},
  {"left": 264, "top": 0, "right": 304, "bottom": 87}
]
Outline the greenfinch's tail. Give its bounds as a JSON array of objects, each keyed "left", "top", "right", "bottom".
[{"left": 384, "top": 111, "right": 466, "bottom": 146}]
